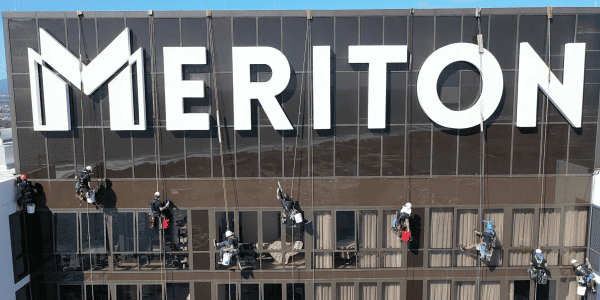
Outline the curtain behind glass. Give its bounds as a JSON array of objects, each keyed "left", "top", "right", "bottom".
[
  {"left": 359, "top": 283, "right": 377, "bottom": 300},
  {"left": 358, "top": 211, "right": 377, "bottom": 268},
  {"left": 512, "top": 209, "right": 534, "bottom": 247},
  {"left": 430, "top": 208, "right": 453, "bottom": 249},
  {"left": 480, "top": 282, "right": 500, "bottom": 300},
  {"left": 539, "top": 208, "right": 561, "bottom": 246},
  {"left": 509, "top": 250, "right": 531, "bottom": 266},
  {"left": 564, "top": 207, "right": 588, "bottom": 247},
  {"left": 429, "top": 251, "right": 452, "bottom": 267},
  {"left": 382, "top": 283, "right": 401, "bottom": 300},
  {"left": 336, "top": 283, "right": 353, "bottom": 300},
  {"left": 456, "top": 210, "right": 478, "bottom": 267},
  {"left": 564, "top": 279, "right": 578, "bottom": 300},
  {"left": 562, "top": 249, "right": 585, "bottom": 266},
  {"left": 315, "top": 212, "right": 333, "bottom": 268},
  {"left": 428, "top": 280, "right": 450, "bottom": 300},
  {"left": 384, "top": 211, "right": 402, "bottom": 248},
  {"left": 455, "top": 281, "right": 475, "bottom": 300},
  {"left": 315, "top": 283, "right": 332, "bottom": 300}
]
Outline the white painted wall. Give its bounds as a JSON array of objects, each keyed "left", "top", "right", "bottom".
[{"left": 0, "top": 173, "right": 30, "bottom": 299}]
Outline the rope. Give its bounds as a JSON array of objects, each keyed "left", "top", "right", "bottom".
[
  {"left": 86, "top": 203, "right": 94, "bottom": 300},
  {"left": 475, "top": 9, "right": 484, "bottom": 300},
  {"left": 539, "top": 11, "right": 552, "bottom": 247}
]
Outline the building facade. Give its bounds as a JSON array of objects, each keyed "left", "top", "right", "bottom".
[{"left": 3, "top": 7, "right": 600, "bottom": 300}]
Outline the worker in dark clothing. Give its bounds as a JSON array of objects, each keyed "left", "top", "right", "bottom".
[
  {"left": 75, "top": 166, "right": 93, "bottom": 201},
  {"left": 149, "top": 192, "right": 170, "bottom": 228},
  {"left": 527, "top": 249, "right": 549, "bottom": 284},
  {"left": 15, "top": 174, "right": 35, "bottom": 211},
  {"left": 214, "top": 230, "right": 240, "bottom": 266},
  {"left": 277, "top": 183, "right": 311, "bottom": 227},
  {"left": 393, "top": 202, "right": 412, "bottom": 232},
  {"left": 573, "top": 258, "right": 597, "bottom": 294},
  {"left": 458, "top": 221, "right": 497, "bottom": 261}
]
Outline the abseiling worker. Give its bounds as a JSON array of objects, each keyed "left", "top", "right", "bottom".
[
  {"left": 150, "top": 192, "right": 170, "bottom": 218},
  {"left": 393, "top": 202, "right": 412, "bottom": 231},
  {"left": 214, "top": 230, "right": 240, "bottom": 266},
  {"left": 276, "top": 184, "right": 311, "bottom": 227},
  {"left": 573, "top": 258, "right": 597, "bottom": 294},
  {"left": 458, "top": 221, "right": 497, "bottom": 261},
  {"left": 527, "top": 249, "right": 549, "bottom": 284},
  {"left": 75, "top": 166, "right": 93, "bottom": 201},
  {"left": 15, "top": 174, "right": 35, "bottom": 210}
]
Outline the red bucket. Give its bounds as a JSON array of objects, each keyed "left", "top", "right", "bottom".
[{"left": 402, "top": 231, "right": 411, "bottom": 242}]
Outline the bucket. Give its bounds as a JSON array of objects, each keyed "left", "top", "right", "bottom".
[
  {"left": 293, "top": 212, "right": 303, "bottom": 224},
  {"left": 26, "top": 203, "right": 35, "bottom": 214},
  {"left": 223, "top": 252, "right": 231, "bottom": 266},
  {"left": 577, "top": 285, "right": 586, "bottom": 296},
  {"left": 86, "top": 192, "right": 96, "bottom": 204}
]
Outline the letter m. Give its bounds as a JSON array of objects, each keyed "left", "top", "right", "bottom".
[{"left": 27, "top": 27, "right": 145, "bottom": 131}]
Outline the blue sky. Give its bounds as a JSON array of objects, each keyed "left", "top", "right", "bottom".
[{"left": 0, "top": 0, "right": 595, "bottom": 80}]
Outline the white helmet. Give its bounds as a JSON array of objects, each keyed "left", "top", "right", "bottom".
[
  {"left": 405, "top": 203, "right": 412, "bottom": 208},
  {"left": 154, "top": 192, "right": 161, "bottom": 197},
  {"left": 572, "top": 259, "right": 578, "bottom": 264},
  {"left": 85, "top": 166, "right": 92, "bottom": 172},
  {"left": 226, "top": 230, "right": 234, "bottom": 238},
  {"left": 535, "top": 249, "right": 542, "bottom": 254}
]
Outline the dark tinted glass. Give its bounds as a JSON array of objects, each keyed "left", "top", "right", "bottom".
[
  {"left": 457, "top": 129, "right": 480, "bottom": 175},
  {"left": 335, "top": 17, "right": 358, "bottom": 59},
  {"left": 55, "top": 213, "right": 77, "bottom": 253},
  {"left": 97, "top": 18, "right": 126, "bottom": 52},
  {"left": 111, "top": 212, "right": 135, "bottom": 252},
  {"left": 335, "top": 72, "right": 358, "bottom": 125},
  {"left": 160, "top": 129, "right": 185, "bottom": 178},
  {"left": 182, "top": 18, "right": 207, "bottom": 47},
  {"left": 215, "top": 211, "right": 234, "bottom": 242},
  {"left": 313, "top": 129, "right": 334, "bottom": 176},
  {"left": 15, "top": 284, "right": 30, "bottom": 300},
  {"left": 212, "top": 17, "right": 232, "bottom": 72},
  {"left": 233, "top": 17, "right": 256, "bottom": 46},
  {"left": 388, "top": 72, "right": 406, "bottom": 125},
  {"left": 408, "top": 78, "right": 429, "bottom": 124},
  {"left": 578, "top": 15, "right": 600, "bottom": 49},
  {"left": 9, "top": 19, "right": 38, "bottom": 74},
  {"left": 284, "top": 126, "right": 309, "bottom": 178},
  {"left": 117, "top": 285, "right": 137, "bottom": 300},
  {"left": 336, "top": 211, "right": 356, "bottom": 250},
  {"left": 167, "top": 283, "right": 189, "bottom": 300},
  {"left": 486, "top": 124, "right": 512, "bottom": 175},
  {"left": 432, "top": 128, "right": 457, "bottom": 175},
  {"left": 360, "top": 16, "right": 383, "bottom": 45},
  {"left": 39, "top": 19, "right": 66, "bottom": 45},
  {"left": 463, "top": 15, "right": 488, "bottom": 46},
  {"left": 75, "top": 128, "right": 104, "bottom": 175},
  {"left": 544, "top": 124, "right": 568, "bottom": 174},
  {"left": 435, "top": 16, "right": 461, "bottom": 49},
  {"left": 141, "top": 285, "right": 162, "bottom": 300},
  {"left": 236, "top": 128, "right": 259, "bottom": 177},
  {"left": 153, "top": 18, "right": 180, "bottom": 73},
  {"left": 127, "top": 18, "right": 152, "bottom": 71},
  {"left": 459, "top": 63, "right": 482, "bottom": 113},
  {"left": 85, "top": 285, "right": 109, "bottom": 300},
  {"left": 384, "top": 16, "right": 407, "bottom": 45},
  {"left": 194, "top": 283, "right": 211, "bottom": 300},
  {"left": 103, "top": 130, "right": 132, "bottom": 178},
  {"left": 359, "top": 127, "right": 381, "bottom": 176},
  {"left": 287, "top": 283, "right": 305, "bottom": 300},
  {"left": 46, "top": 131, "right": 75, "bottom": 179},
  {"left": 282, "top": 17, "right": 308, "bottom": 71},
  {"left": 14, "top": 88, "right": 32, "bottom": 126},
  {"left": 263, "top": 211, "right": 281, "bottom": 244},
  {"left": 382, "top": 125, "right": 405, "bottom": 176},
  {"left": 185, "top": 131, "right": 212, "bottom": 178},
  {"left": 239, "top": 212, "right": 258, "bottom": 244},
  {"left": 18, "top": 128, "right": 48, "bottom": 178},
  {"left": 138, "top": 212, "right": 160, "bottom": 251},
  {"left": 132, "top": 130, "right": 157, "bottom": 178},
  {"left": 60, "top": 285, "right": 82, "bottom": 300},
  {"left": 519, "top": 15, "right": 547, "bottom": 59},
  {"left": 264, "top": 283, "right": 282, "bottom": 300},
  {"left": 488, "top": 15, "right": 518, "bottom": 69},
  {"left": 512, "top": 127, "right": 541, "bottom": 174},
  {"left": 568, "top": 123, "right": 596, "bottom": 174},
  {"left": 583, "top": 84, "right": 599, "bottom": 123},
  {"left": 412, "top": 17, "right": 434, "bottom": 70},
  {"left": 258, "top": 17, "right": 281, "bottom": 49},
  {"left": 261, "top": 127, "right": 282, "bottom": 177},
  {"left": 241, "top": 284, "right": 260, "bottom": 300},
  {"left": 192, "top": 210, "right": 209, "bottom": 251},
  {"left": 212, "top": 126, "right": 235, "bottom": 177},
  {"left": 218, "top": 284, "right": 236, "bottom": 300},
  {"left": 335, "top": 126, "right": 358, "bottom": 176},
  {"left": 81, "top": 213, "right": 105, "bottom": 253},
  {"left": 407, "top": 125, "right": 431, "bottom": 176}
]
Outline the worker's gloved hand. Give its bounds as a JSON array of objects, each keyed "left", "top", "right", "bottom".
[{"left": 277, "top": 187, "right": 282, "bottom": 194}]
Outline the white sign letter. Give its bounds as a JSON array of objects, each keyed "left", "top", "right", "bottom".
[
  {"left": 349, "top": 45, "right": 407, "bottom": 129},
  {"left": 516, "top": 42, "right": 586, "bottom": 128},
  {"left": 164, "top": 47, "right": 208, "bottom": 131},
  {"left": 232, "top": 47, "right": 293, "bottom": 130},
  {"left": 417, "top": 43, "right": 503, "bottom": 129},
  {"left": 313, "top": 46, "right": 331, "bottom": 130}
]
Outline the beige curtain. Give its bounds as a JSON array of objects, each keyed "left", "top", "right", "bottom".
[
  {"left": 382, "top": 283, "right": 401, "bottom": 300},
  {"left": 480, "top": 282, "right": 500, "bottom": 300},
  {"left": 455, "top": 210, "right": 478, "bottom": 267},
  {"left": 508, "top": 281, "right": 514, "bottom": 300},
  {"left": 564, "top": 279, "right": 578, "bottom": 300},
  {"left": 429, "top": 250, "right": 452, "bottom": 267},
  {"left": 484, "top": 209, "right": 504, "bottom": 246},
  {"left": 509, "top": 250, "right": 531, "bottom": 266},
  {"left": 430, "top": 208, "right": 453, "bottom": 249},
  {"left": 562, "top": 249, "right": 585, "bottom": 266},
  {"left": 337, "top": 283, "right": 354, "bottom": 300},
  {"left": 381, "top": 251, "right": 401, "bottom": 268},
  {"left": 564, "top": 207, "right": 588, "bottom": 247},
  {"left": 384, "top": 211, "right": 402, "bottom": 248},
  {"left": 358, "top": 211, "right": 377, "bottom": 268},
  {"left": 359, "top": 283, "right": 377, "bottom": 300},
  {"left": 512, "top": 209, "right": 534, "bottom": 247},
  {"left": 428, "top": 280, "right": 451, "bottom": 300},
  {"left": 315, "top": 212, "right": 333, "bottom": 268},
  {"left": 455, "top": 281, "right": 475, "bottom": 300},
  {"left": 544, "top": 249, "right": 559, "bottom": 266},
  {"left": 539, "top": 208, "right": 561, "bottom": 247},
  {"left": 315, "top": 283, "right": 332, "bottom": 300}
]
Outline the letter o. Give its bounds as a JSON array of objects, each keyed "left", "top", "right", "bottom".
[{"left": 416, "top": 43, "right": 503, "bottom": 129}]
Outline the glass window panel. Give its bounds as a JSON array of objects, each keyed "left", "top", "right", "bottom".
[
  {"left": 436, "top": 16, "right": 461, "bottom": 49},
  {"left": 55, "top": 213, "right": 77, "bottom": 253},
  {"left": 429, "top": 208, "right": 453, "bottom": 249},
  {"left": 46, "top": 131, "right": 76, "bottom": 179},
  {"left": 185, "top": 131, "right": 212, "bottom": 178},
  {"left": 117, "top": 285, "right": 138, "bottom": 300},
  {"left": 357, "top": 251, "right": 378, "bottom": 268},
  {"left": 15, "top": 284, "right": 30, "bottom": 300},
  {"left": 282, "top": 17, "right": 307, "bottom": 70},
  {"left": 13, "top": 255, "right": 27, "bottom": 280},
  {"left": 193, "top": 253, "right": 210, "bottom": 270},
  {"left": 313, "top": 129, "right": 334, "bottom": 176},
  {"left": 429, "top": 250, "right": 452, "bottom": 268},
  {"left": 75, "top": 128, "right": 104, "bottom": 173},
  {"left": 381, "top": 251, "right": 402, "bottom": 268},
  {"left": 512, "top": 127, "right": 541, "bottom": 174},
  {"left": 568, "top": 124, "right": 596, "bottom": 174},
  {"left": 60, "top": 285, "right": 82, "bottom": 300},
  {"left": 512, "top": 281, "right": 530, "bottom": 300},
  {"left": 582, "top": 84, "right": 599, "bottom": 123},
  {"left": 260, "top": 126, "right": 283, "bottom": 177},
  {"left": 313, "top": 252, "right": 333, "bottom": 269},
  {"left": 359, "top": 282, "right": 378, "bottom": 300},
  {"left": 81, "top": 213, "right": 105, "bottom": 253},
  {"left": 166, "top": 210, "right": 188, "bottom": 251},
  {"left": 286, "top": 221, "right": 304, "bottom": 250},
  {"left": 167, "top": 283, "right": 190, "bottom": 300},
  {"left": 140, "top": 254, "right": 162, "bottom": 271},
  {"left": 382, "top": 125, "right": 405, "bottom": 176},
  {"left": 359, "top": 128, "right": 381, "bottom": 176},
  {"left": 486, "top": 124, "right": 512, "bottom": 175},
  {"left": 114, "top": 254, "right": 138, "bottom": 271},
  {"left": 260, "top": 252, "right": 284, "bottom": 270},
  {"left": 218, "top": 284, "right": 236, "bottom": 300},
  {"left": 182, "top": 18, "right": 207, "bottom": 47},
  {"left": 359, "top": 210, "right": 377, "bottom": 249},
  {"left": 463, "top": 14, "right": 489, "bottom": 46},
  {"left": 215, "top": 211, "right": 235, "bottom": 242},
  {"left": 141, "top": 284, "right": 162, "bottom": 300},
  {"left": 412, "top": 16, "right": 434, "bottom": 70},
  {"left": 488, "top": 15, "right": 518, "bottom": 69},
  {"left": 544, "top": 124, "right": 568, "bottom": 174},
  {"left": 85, "top": 285, "right": 109, "bottom": 300},
  {"left": 83, "top": 254, "right": 109, "bottom": 271},
  {"left": 17, "top": 128, "right": 48, "bottom": 178},
  {"left": 564, "top": 207, "right": 589, "bottom": 247},
  {"left": 237, "top": 128, "right": 259, "bottom": 177},
  {"left": 241, "top": 284, "right": 259, "bottom": 300},
  {"left": 264, "top": 284, "right": 282, "bottom": 300},
  {"left": 161, "top": 129, "right": 185, "bottom": 178},
  {"left": 132, "top": 130, "right": 157, "bottom": 178},
  {"left": 194, "top": 283, "right": 211, "bottom": 300},
  {"left": 212, "top": 125, "right": 235, "bottom": 178},
  {"left": 111, "top": 212, "right": 135, "bottom": 252},
  {"left": 512, "top": 209, "right": 534, "bottom": 247},
  {"left": 432, "top": 128, "right": 457, "bottom": 175},
  {"left": 239, "top": 211, "right": 258, "bottom": 244},
  {"left": 407, "top": 125, "right": 431, "bottom": 176},
  {"left": 383, "top": 210, "right": 402, "bottom": 248},
  {"left": 335, "top": 73, "right": 359, "bottom": 125},
  {"left": 263, "top": 211, "right": 281, "bottom": 245},
  {"left": 166, "top": 252, "right": 189, "bottom": 270},
  {"left": 233, "top": 17, "right": 256, "bottom": 46},
  {"left": 283, "top": 126, "right": 309, "bottom": 178},
  {"left": 287, "top": 283, "right": 305, "bottom": 300},
  {"left": 360, "top": 16, "right": 383, "bottom": 45},
  {"left": 336, "top": 211, "right": 356, "bottom": 250},
  {"left": 335, "top": 126, "right": 358, "bottom": 176},
  {"left": 192, "top": 210, "right": 209, "bottom": 251},
  {"left": 383, "top": 282, "right": 402, "bottom": 300},
  {"left": 138, "top": 212, "right": 160, "bottom": 252},
  {"left": 56, "top": 254, "right": 81, "bottom": 272}
]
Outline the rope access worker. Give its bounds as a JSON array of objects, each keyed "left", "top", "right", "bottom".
[
  {"left": 393, "top": 203, "right": 412, "bottom": 231},
  {"left": 149, "top": 192, "right": 170, "bottom": 228},
  {"left": 458, "top": 220, "right": 497, "bottom": 261},
  {"left": 15, "top": 174, "right": 35, "bottom": 211},
  {"left": 527, "top": 249, "right": 549, "bottom": 285},
  {"left": 573, "top": 258, "right": 598, "bottom": 294},
  {"left": 214, "top": 230, "right": 240, "bottom": 266},
  {"left": 277, "top": 183, "right": 311, "bottom": 227},
  {"left": 75, "top": 166, "right": 93, "bottom": 202}
]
